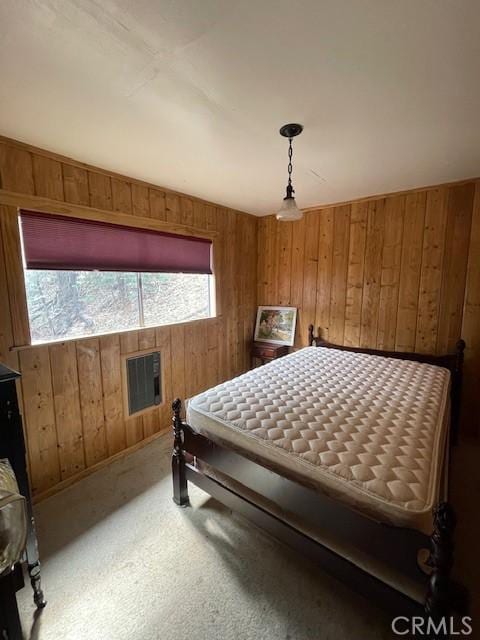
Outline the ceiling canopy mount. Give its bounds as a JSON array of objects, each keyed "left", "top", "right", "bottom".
[{"left": 279, "top": 123, "right": 303, "bottom": 138}]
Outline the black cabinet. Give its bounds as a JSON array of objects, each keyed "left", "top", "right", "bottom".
[{"left": 0, "top": 363, "right": 46, "bottom": 639}]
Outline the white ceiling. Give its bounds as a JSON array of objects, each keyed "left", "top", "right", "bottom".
[{"left": 1, "top": 1, "right": 479, "bottom": 216}]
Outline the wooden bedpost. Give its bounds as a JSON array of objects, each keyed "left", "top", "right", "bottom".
[
  {"left": 308, "top": 325, "right": 326, "bottom": 347},
  {"left": 425, "top": 502, "right": 456, "bottom": 620},
  {"left": 172, "top": 398, "right": 189, "bottom": 507}
]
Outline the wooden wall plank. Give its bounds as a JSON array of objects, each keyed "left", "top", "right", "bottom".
[
  {"left": 263, "top": 216, "right": 278, "bottom": 304},
  {"left": 205, "top": 205, "right": 216, "bottom": 231},
  {"left": 243, "top": 216, "right": 257, "bottom": 361},
  {"left": 395, "top": 192, "right": 426, "bottom": 352},
  {"left": 377, "top": 196, "right": 405, "bottom": 350},
  {"left": 236, "top": 215, "right": 247, "bottom": 374},
  {"left": 32, "top": 155, "right": 64, "bottom": 201},
  {"left": 165, "top": 193, "right": 181, "bottom": 224},
  {"left": 328, "top": 205, "right": 351, "bottom": 344},
  {"left": 193, "top": 201, "right": 206, "bottom": 229},
  {"left": 62, "top": 164, "right": 90, "bottom": 206},
  {"left": 0, "top": 206, "right": 30, "bottom": 345},
  {"left": 276, "top": 221, "right": 293, "bottom": 305},
  {"left": 223, "top": 211, "right": 237, "bottom": 377},
  {"left": 315, "top": 208, "right": 334, "bottom": 340},
  {"left": 149, "top": 189, "right": 166, "bottom": 220},
  {"left": 119, "top": 330, "right": 139, "bottom": 354},
  {"left": 88, "top": 171, "right": 112, "bottom": 210},
  {"left": 0, "top": 143, "right": 34, "bottom": 193},
  {"left": 76, "top": 339, "right": 108, "bottom": 466},
  {"left": 49, "top": 341, "right": 85, "bottom": 479},
  {"left": 436, "top": 183, "right": 475, "bottom": 353},
  {"left": 233, "top": 318, "right": 243, "bottom": 377},
  {"left": 99, "top": 334, "right": 125, "bottom": 455},
  {"left": 138, "top": 327, "right": 161, "bottom": 437},
  {"left": 19, "top": 347, "right": 60, "bottom": 493},
  {"left": 257, "top": 217, "right": 268, "bottom": 305},
  {"left": 300, "top": 211, "right": 320, "bottom": 346},
  {"left": 170, "top": 323, "right": 186, "bottom": 405},
  {"left": 344, "top": 202, "right": 368, "bottom": 347},
  {"left": 213, "top": 208, "right": 225, "bottom": 317},
  {"left": 181, "top": 198, "right": 194, "bottom": 226},
  {"left": 206, "top": 318, "right": 220, "bottom": 389},
  {"left": 155, "top": 325, "right": 172, "bottom": 433},
  {"left": 138, "top": 328, "right": 156, "bottom": 350},
  {"left": 191, "top": 320, "right": 208, "bottom": 397},
  {"left": 290, "top": 217, "right": 306, "bottom": 325},
  {"left": 119, "top": 331, "right": 143, "bottom": 446},
  {"left": 132, "top": 184, "right": 150, "bottom": 217},
  {"left": 197, "top": 320, "right": 210, "bottom": 392},
  {"left": 0, "top": 219, "right": 15, "bottom": 364},
  {"left": 217, "top": 319, "right": 228, "bottom": 381},
  {"left": 234, "top": 209, "right": 246, "bottom": 375},
  {"left": 138, "top": 412, "right": 159, "bottom": 445},
  {"left": 111, "top": 178, "right": 132, "bottom": 214},
  {"left": 360, "top": 199, "right": 385, "bottom": 348},
  {"left": 415, "top": 188, "right": 448, "bottom": 353},
  {"left": 184, "top": 322, "right": 198, "bottom": 399}
]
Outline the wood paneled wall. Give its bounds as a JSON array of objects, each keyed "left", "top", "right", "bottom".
[
  {"left": 0, "top": 137, "right": 257, "bottom": 499},
  {"left": 258, "top": 181, "right": 480, "bottom": 437}
]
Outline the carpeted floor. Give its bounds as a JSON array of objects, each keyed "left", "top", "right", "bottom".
[{"left": 17, "top": 434, "right": 479, "bottom": 640}]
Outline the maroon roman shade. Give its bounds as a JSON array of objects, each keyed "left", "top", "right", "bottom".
[{"left": 20, "top": 211, "right": 212, "bottom": 274}]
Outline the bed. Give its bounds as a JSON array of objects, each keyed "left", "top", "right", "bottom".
[{"left": 171, "top": 325, "right": 466, "bottom": 618}]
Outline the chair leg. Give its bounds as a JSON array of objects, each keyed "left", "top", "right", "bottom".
[{"left": 28, "top": 561, "right": 46, "bottom": 609}]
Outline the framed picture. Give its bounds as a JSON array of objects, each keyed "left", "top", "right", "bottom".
[{"left": 254, "top": 306, "right": 297, "bottom": 346}]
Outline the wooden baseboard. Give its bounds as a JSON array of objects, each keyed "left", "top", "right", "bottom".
[{"left": 33, "top": 428, "right": 172, "bottom": 504}]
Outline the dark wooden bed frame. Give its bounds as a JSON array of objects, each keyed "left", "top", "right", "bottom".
[{"left": 171, "top": 325, "right": 466, "bottom": 619}]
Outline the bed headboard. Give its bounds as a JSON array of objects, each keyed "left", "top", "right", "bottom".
[{"left": 307, "top": 324, "right": 466, "bottom": 441}]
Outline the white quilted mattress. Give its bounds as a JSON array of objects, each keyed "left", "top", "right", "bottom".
[{"left": 187, "top": 347, "right": 451, "bottom": 534}]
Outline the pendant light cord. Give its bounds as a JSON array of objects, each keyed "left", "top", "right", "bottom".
[{"left": 286, "top": 137, "right": 294, "bottom": 198}]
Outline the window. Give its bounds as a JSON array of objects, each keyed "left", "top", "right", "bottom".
[
  {"left": 24, "top": 270, "right": 212, "bottom": 343},
  {"left": 20, "top": 211, "right": 214, "bottom": 344}
]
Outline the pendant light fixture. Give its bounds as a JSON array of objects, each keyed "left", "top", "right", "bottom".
[{"left": 276, "top": 123, "right": 303, "bottom": 221}]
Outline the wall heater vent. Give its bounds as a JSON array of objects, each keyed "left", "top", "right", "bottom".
[{"left": 126, "top": 351, "right": 161, "bottom": 416}]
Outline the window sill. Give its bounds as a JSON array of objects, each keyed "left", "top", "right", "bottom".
[{"left": 9, "top": 314, "right": 219, "bottom": 351}]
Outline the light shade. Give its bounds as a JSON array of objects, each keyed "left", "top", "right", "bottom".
[{"left": 276, "top": 196, "right": 303, "bottom": 221}]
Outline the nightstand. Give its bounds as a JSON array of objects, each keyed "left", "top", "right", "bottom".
[{"left": 251, "top": 342, "right": 290, "bottom": 367}]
